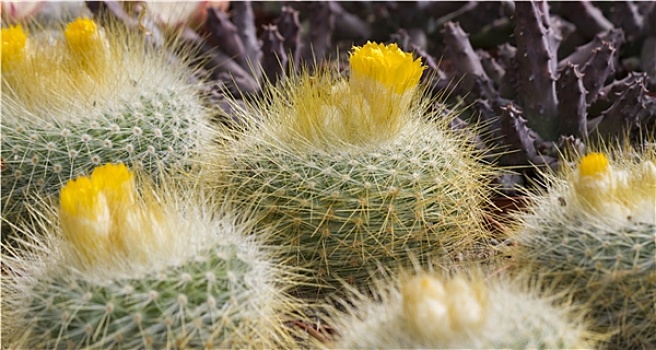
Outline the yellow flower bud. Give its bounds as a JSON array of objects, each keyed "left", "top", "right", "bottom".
[
  {"left": 90, "top": 162, "right": 136, "bottom": 209},
  {"left": 349, "top": 41, "right": 424, "bottom": 94},
  {"left": 64, "top": 17, "right": 99, "bottom": 54},
  {"left": 59, "top": 176, "right": 104, "bottom": 220},
  {"left": 1, "top": 24, "right": 27, "bottom": 67},
  {"left": 578, "top": 152, "right": 609, "bottom": 178},
  {"left": 64, "top": 17, "right": 107, "bottom": 73}
]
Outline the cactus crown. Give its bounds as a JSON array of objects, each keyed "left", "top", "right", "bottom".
[
  {"left": 245, "top": 41, "right": 427, "bottom": 150},
  {"left": 324, "top": 270, "right": 595, "bottom": 349},
  {"left": 520, "top": 148, "right": 656, "bottom": 231},
  {"left": 57, "top": 163, "right": 177, "bottom": 271},
  {"left": 2, "top": 16, "right": 201, "bottom": 122},
  {"left": 59, "top": 163, "right": 140, "bottom": 266},
  {"left": 349, "top": 41, "right": 424, "bottom": 94},
  {"left": 1, "top": 24, "right": 27, "bottom": 67},
  {"left": 401, "top": 274, "right": 488, "bottom": 340}
]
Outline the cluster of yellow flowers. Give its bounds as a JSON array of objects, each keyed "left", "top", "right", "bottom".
[
  {"left": 2, "top": 18, "right": 111, "bottom": 114},
  {"left": 279, "top": 41, "right": 426, "bottom": 148},
  {"left": 59, "top": 163, "right": 170, "bottom": 268},
  {"left": 2, "top": 18, "right": 106, "bottom": 69},
  {"left": 401, "top": 275, "right": 487, "bottom": 340}
]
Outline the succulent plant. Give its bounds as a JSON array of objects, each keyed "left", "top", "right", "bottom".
[
  {"left": 511, "top": 150, "right": 656, "bottom": 349},
  {"left": 202, "top": 41, "right": 498, "bottom": 296},
  {"left": 322, "top": 270, "right": 595, "bottom": 349},
  {"left": 122, "top": 0, "right": 655, "bottom": 192},
  {"left": 2, "top": 163, "right": 304, "bottom": 349},
  {"left": 1, "top": 17, "right": 209, "bottom": 230},
  {"left": 428, "top": 1, "right": 656, "bottom": 185}
]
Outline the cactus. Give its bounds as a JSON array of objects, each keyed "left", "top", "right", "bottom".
[
  {"left": 511, "top": 150, "right": 656, "bottom": 349},
  {"left": 204, "top": 42, "right": 497, "bottom": 295},
  {"left": 2, "top": 163, "right": 303, "bottom": 349},
  {"left": 1, "top": 18, "right": 208, "bottom": 228},
  {"left": 323, "top": 270, "right": 595, "bottom": 349}
]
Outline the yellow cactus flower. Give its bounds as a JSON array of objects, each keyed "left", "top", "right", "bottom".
[
  {"left": 574, "top": 152, "right": 614, "bottom": 209},
  {"left": 64, "top": 18, "right": 99, "bottom": 54},
  {"left": 64, "top": 17, "right": 108, "bottom": 73},
  {"left": 260, "top": 42, "right": 426, "bottom": 149},
  {"left": 89, "top": 162, "right": 136, "bottom": 209},
  {"left": 59, "top": 163, "right": 175, "bottom": 269},
  {"left": 56, "top": 162, "right": 188, "bottom": 272},
  {"left": 59, "top": 176, "right": 104, "bottom": 220},
  {"left": 349, "top": 42, "right": 424, "bottom": 94},
  {"left": 578, "top": 152, "right": 609, "bottom": 178},
  {"left": 1, "top": 24, "right": 27, "bottom": 68},
  {"left": 59, "top": 163, "right": 141, "bottom": 266}
]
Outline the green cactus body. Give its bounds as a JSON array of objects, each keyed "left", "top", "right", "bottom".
[
  {"left": 206, "top": 42, "right": 497, "bottom": 295},
  {"left": 7, "top": 240, "right": 285, "bottom": 349},
  {"left": 513, "top": 151, "right": 656, "bottom": 349},
  {"left": 216, "top": 121, "right": 492, "bottom": 290},
  {"left": 1, "top": 93, "right": 203, "bottom": 219},
  {"left": 325, "top": 272, "right": 594, "bottom": 349},
  {"left": 0, "top": 19, "right": 208, "bottom": 225}
]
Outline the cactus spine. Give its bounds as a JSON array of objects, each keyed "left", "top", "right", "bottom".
[
  {"left": 1, "top": 18, "right": 208, "bottom": 226},
  {"left": 324, "top": 271, "right": 595, "bottom": 349},
  {"left": 512, "top": 150, "right": 656, "bottom": 349},
  {"left": 204, "top": 42, "right": 497, "bottom": 293},
  {"left": 2, "top": 164, "right": 302, "bottom": 349}
]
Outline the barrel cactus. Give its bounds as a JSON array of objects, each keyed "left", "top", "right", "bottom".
[
  {"left": 511, "top": 149, "right": 656, "bottom": 349},
  {"left": 1, "top": 17, "right": 209, "bottom": 228},
  {"left": 1, "top": 163, "right": 303, "bottom": 349},
  {"left": 323, "top": 270, "right": 595, "bottom": 349},
  {"left": 204, "top": 41, "right": 497, "bottom": 295}
]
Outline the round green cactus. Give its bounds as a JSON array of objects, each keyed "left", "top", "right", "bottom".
[
  {"left": 0, "top": 18, "right": 208, "bottom": 227},
  {"left": 512, "top": 150, "right": 656, "bottom": 349},
  {"left": 323, "top": 270, "right": 595, "bottom": 349},
  {"left": 204, "top": 42, "right": 497, "bottom": 294},
  {"left": 2, "top": 164, "right": 302, "bottom": 349}
]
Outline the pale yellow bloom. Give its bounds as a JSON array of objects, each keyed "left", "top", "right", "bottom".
[
  {"left": 1, "top": 24, "right": 27, "bottom": 68},
  {"left": 572, "top": 152, "right": 656, "bottom": 225},
  {"left": 401, "top": 275, "right": 487, "bottom": 342}
]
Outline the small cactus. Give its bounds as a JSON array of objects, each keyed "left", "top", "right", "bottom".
[
  {"left": 2, "top": 163, "right": 302, "bottom": 349},
  {"left": 323, "top": 270, "right": 595, "bottom": 349},
  {"left": 1, "top": 18, "right": 208, "bottom": 228},
  {"left": 512, "top": 150, "right": 656, "bottom": 349},
  {"left": 204, "top": 42, "right": 497, "bottom": 294}
]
